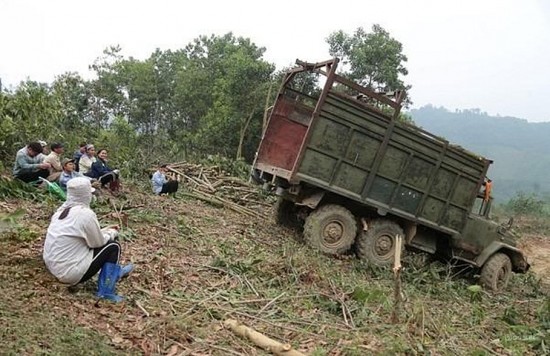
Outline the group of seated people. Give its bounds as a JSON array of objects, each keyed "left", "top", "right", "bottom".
[
  {"left": 13, "top": 141, "right": 181, "bottom": 303},
  {"left": 12, "top": 140, "right": 179, "bottom": 197},
  {"left": 12, "top": 140, "right": 120, "bottom": 193}
]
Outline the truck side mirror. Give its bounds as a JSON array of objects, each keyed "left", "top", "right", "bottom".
[
  {"left": 506, "top": 217, "right": 514, "bottom": 229},
  {"left": 498, "top": 217, "right": 514, "bottom": 234}
]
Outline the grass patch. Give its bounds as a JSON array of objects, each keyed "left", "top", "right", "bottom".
[{"left": 1, "top": 310, "right": 120, "bottom": 355}]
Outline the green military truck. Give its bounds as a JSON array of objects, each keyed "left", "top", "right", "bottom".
[{"left": 252, "top": 58, "right": 529, "bottom": 291}]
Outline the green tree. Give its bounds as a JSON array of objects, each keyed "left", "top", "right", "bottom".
[
  {"left": 146, "top": 49, "right": 188, "bottom": 145},
  {"left": 89, "top": 46, "right": 128, "bottom": 130},
  {"left": 117, "top": 49, "right": 188, "bottom": 158},
  {"left": 178, "top": 33, "right": 274, "bottom": 160},
  {"left": 51, "top": 72, "right": 95, "bottom": 143},
  {"left": 1, "top": 34, "right": 278, "bottom": 173},
  {"left": 326, "top": 25, "right": 411, "bottom": 102},
  {"left": 0, "top": 81, "right": 63, "bottom": 162}
]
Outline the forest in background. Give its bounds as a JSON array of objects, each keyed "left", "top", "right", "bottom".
[
  {"left": 0, "top": 25, "right": 408, "bottom": 177},
  {"left": 411, "top": 106, "right": 550, "bottom": 202},
  {"left": 1, "top": 25, "right": 544, "bottom": 206}
]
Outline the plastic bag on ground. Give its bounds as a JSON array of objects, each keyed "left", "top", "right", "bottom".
[{"left": 38, "top": 177, "right": 66, "bottom": 201}]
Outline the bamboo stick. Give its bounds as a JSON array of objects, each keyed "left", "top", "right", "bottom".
[
  {"left": 180, "top": 191, "right": 264, "bottom": 219},
  {"left": 166, "top": 166, "right": 216, "bottom": 193},
  {"left": 223, "top": 319, "right": 305, "bottom": 356},
  {"left": 391, "top": 234, "right": 403, "bottom": 323}
]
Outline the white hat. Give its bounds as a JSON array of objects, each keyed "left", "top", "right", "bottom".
[
  {"left": 67, "top": 177, "right": 95, "bottom": 197},
  {"left": 38, "top": 140, "right": 47, "bottom": 147}
]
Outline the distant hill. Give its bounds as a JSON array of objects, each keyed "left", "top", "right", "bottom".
[{"left": 409, "top": 105, "right": 550, "bottom": 202}]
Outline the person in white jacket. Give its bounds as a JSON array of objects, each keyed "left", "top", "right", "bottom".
[
  {"left": 43, "top": 177, "right": 133, "bottom": 301},
  {"left": 78, "top": 144, "right": 97, "bottom": 176}
]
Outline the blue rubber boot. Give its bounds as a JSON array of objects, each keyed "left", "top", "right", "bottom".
[
  {"left": 97, "top": 262, "right": 123, "bottom": 302},
  {"left": 119, "top": 263, "right": 134, "bottom": 279}
]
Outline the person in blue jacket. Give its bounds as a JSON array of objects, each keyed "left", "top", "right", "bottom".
[
  {"left": 59, "top": 158, "right": 90, "bottom": 191},
  {"left": 91, "top": 149, "right": 120, "bottom": 189},
  {"left": 151, "top": 164, "right": 179, "bottom": 195}
]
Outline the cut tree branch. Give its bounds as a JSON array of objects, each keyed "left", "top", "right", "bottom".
[{"left": 224, "top": 319, "right": 306, "bottom": 356}]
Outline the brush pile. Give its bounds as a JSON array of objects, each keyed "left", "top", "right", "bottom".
[{"left": 160, "top": 162, "right": 272, "bottom": 219}]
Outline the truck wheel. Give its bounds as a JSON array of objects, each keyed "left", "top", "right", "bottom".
[
  {"left": 480, "top": 253, "right": 512, "bottom": 292},
  {"left": 356, "top": 220, "right": 404, "bottom": 267},
  {"left": 274, "top": 198, "right": 302, "bottom": 230},
  {"left": 304, "top": 204, "right": 357, "bottom": 255}
]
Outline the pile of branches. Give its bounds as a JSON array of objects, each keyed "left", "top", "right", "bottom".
[{"left": 162, "top": 162, "right": 272, "bottom": 219}]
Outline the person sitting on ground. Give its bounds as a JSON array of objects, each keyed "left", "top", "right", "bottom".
[
  {"left": 73, "top": 142, "right": 87, "bottom": 172},
  {"left": 43, "top": 177, "right": 133, "bottom": 302},
  {"left": 59, "top": 158, "right": 88, "bottom": 191},
  {"left": 12, "top": 141, "right": 51, "bottom": 183},
  {"left": 79, "top": 144, "right": 97, "bottom": 176},
  {"left": 37, "top": 140, "right": 49, "bottom": 158},
  {"left": 151, "top": 164, "right": 179, "bottom": 195},
  {"left": 43, "top": 142, "right": 65, "bottom": 182},
  {"left": 90, "top": 149, "right": 120, "bottom": 189}
]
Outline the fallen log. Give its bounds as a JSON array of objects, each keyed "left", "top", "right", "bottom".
[{"left": 223, "top": 319, "right": 305, "bottom": 356}]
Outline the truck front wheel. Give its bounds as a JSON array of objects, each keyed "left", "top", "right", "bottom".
[
  {"left": 304, "top": 204, "right": 357, "bottom": 255},
  {"left": 480, "top": 252, "right": 512, "bottom": 292},
  {"left": 356, "top": 219, "right": 404, "bottom": 267}
]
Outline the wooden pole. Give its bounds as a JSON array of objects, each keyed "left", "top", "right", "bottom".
[
  {"left": 391, "top": 234, "right": 403, "bottom": 323},
  {"left": 224, "top": 319, "right": 305, "bottom": 356},
  {"left": 262, "top": 82, "right": 273, "bottom": 135}
]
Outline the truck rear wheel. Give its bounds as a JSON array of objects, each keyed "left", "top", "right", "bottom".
[
  {"left": 274, "top": 198, "right": 302, "bottom": 230},
  {"left": 356, "top": 219, "right": 404, "bottom": 266},
  {"left": 304, "top": 204, "right": 357, "bottom": 255},
  {"left": 480, "top": 252, "right": 512, "bottom": 292}
]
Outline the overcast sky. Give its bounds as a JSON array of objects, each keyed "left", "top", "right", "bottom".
[{"left": 1, "top": 0, "right": 549, "bottom": 122}]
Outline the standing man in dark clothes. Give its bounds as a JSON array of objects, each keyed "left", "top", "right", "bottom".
[{"left": 13, "top": 141, "right": 51, "bottom": 183}]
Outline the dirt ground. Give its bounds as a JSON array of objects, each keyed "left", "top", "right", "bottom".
[
  {"left": 519, "top": 234, "right": 550, "bottom": 285},
  {"left": 0, "top": 184, "right": 548, "bottom": 355}
]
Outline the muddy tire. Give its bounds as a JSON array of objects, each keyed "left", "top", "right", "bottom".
[
  {"left": 480, "top": 253, "right": 512, "bottom": 292},
  {"left": 274, "top": 198, "right": 302, "bottom": 230},
  {"left": 303, "top": 204, "right": 357, "bottom": 255},
  {"left": 356, "top": 219, "right": 404, "bottom": 267}
]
